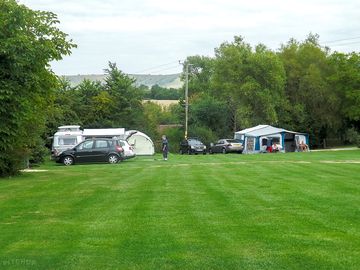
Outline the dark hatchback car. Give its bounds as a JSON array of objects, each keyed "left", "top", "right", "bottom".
[
  {"left": 209, "top": 139, "right": 243, "bottom": 154},
  {"left": 180, "top": 138, "right": 207, "bottom": 155},
  {"left": 56, "top": 138, "right": 124, "bottom": 166}
]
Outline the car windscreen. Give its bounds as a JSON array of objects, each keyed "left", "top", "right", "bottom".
[{"left": 188, "top": 139, "right": 203, "bottom": 145}]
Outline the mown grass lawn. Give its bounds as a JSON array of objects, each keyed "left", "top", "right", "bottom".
[{"left": 0, "top": 150, "right": 360, "bottom": 269}]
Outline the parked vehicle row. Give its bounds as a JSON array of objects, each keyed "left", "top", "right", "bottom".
[
  {"left": 180, "top": 138, "right": 244, "bottom": 155},
  {"left": 55, "top": 136, "right": 243, "bottom": 166}
]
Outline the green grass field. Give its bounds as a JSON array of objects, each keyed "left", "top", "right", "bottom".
[{"left": 0, "top": 151, "right": 360, "bottom": 269}]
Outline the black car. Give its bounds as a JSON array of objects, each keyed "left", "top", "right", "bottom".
[
  {"left": 209, "top": 139, "right": 243, "bottom": 154},
  {"left": 56, "top": 138, "right": 124, "bottom": 165},
  {"left": 180, "top": 138, "right": 207, "bottom": 155}
]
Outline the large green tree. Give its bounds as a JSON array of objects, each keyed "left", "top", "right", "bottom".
[
  {"left": 47, "top": 77, "right": 82, "bottom": 134},
  {"left": 279, "top": 34, "right": 341, "bottom": 146},
  {"left": 0, "top": 0, "right": 75, "bottom": 176},
  {"left": 212, "top": 36, "right": 286, "bottom": 131},
  {"left": 182, "top": 55, "right": 215, "bottom": 96},
  {"left": 103, "top": 62, "right": 144, "bottom": 128},
  {"left": 50, "top": 63, "right": 146, "bottom": 129},
  {"left": 328, "top": 52, "right": 360, "bottom": 129},
  {"left": 189, "top": 94, "right": 231, "bottom": 137}
]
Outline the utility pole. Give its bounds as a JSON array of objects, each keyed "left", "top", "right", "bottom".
[
  {"left": 185, "top": 63, "right": 189, "bottom": 139},
  {"left": 180, "top": 61, "right": 193, "bottom": 139}
]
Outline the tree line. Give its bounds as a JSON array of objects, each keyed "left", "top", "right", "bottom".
[
  {"left": 182, "top": 35, "right": 360, "bottom": 149},
  {"left": 142, "top": 84, "right": 182, "bottom": 100},
  {"left": 1, "top": 0, "right": 359, "bottom": 176},
  {"left": 29, "top": 34, "right": 360, "bottom": 161}
]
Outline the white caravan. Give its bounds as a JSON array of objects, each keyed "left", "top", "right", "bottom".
[{"left": 51, "top": 126, "right": 83, "bottom": 158}]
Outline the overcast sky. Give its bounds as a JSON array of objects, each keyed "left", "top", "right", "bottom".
[{"left": 19, "top": 0, "right": 360, "bottom": 75}]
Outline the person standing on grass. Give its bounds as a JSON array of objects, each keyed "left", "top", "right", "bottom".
[{"left": 162, "top": 135, "right": 169, "bottom": 161}]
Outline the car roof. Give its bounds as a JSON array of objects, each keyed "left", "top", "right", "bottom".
[
  {"left": 187, "top": 138, "right": 204, "bottom": 143},
  {"left": 188, "top": 137, "right": 202, "bottom": 140}
]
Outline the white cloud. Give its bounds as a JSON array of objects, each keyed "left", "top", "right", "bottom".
[{"left": 19, "top": 0, "right": 360, "bottom": 75}]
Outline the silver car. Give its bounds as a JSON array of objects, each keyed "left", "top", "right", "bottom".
[
  {"left": 209, "top": 139, "right": 243, "bottom": 154},
  {"left": 119, "top": 140, "right": 136, "bottom": 159}
]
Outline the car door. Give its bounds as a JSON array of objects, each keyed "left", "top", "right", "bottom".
[
  {"left": 214, "top": 140, "right": 223, "bottom": 153},
  {"left": 180, "top": 140, "right": 189, "bottom": 153},
  {"left": 92, "top": 139, "right": 110, "bottom": 162},
  {"left": 212, "top": 140, "right": 219, "bottom": 153},
  {"left": 74, "top": 140, "right": 95, "bottom": 163}
]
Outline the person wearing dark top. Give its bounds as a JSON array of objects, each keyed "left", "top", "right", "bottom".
[{"left": 162, "top": 135, "right": 169, "bottom": 161}]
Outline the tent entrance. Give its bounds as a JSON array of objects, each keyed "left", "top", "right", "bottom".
[{"left": 284, "top": 133, "right": 296, "bottom": 152}]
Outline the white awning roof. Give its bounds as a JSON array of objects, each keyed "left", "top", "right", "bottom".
[
  {"left": 236, "top": 125, "right": 269, "bottom": 135},
  {"left": 83, "top": 128, "right": 125, "bottom": 137},
  {"left": 235, "top": 125, "right": 305, "bottom": 137}
]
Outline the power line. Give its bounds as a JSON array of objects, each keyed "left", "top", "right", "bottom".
[
  {"left": 134, "top": 61, "right": 180, "bottom": 74},
  {"left": 321, "top": 36, "right": 360, "bottom": 44},
  {"left": 147, "top": 64, "right": 182, "bottom": 74},
  {"left": 328, "top": 41, "right": 360, "bottom": 47}
]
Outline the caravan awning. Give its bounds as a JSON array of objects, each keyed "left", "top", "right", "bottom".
[{"left": 235, "top": 125, "right": 306, "bottom": 137}]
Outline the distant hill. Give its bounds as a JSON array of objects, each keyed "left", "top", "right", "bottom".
[{"left": 64, "top": 73, "right": 183, "bottom": 89}]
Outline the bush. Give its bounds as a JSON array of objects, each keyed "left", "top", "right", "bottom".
[
  {"left": 160, "top": 127, "right": 184, "bottom": 153},
  {"left": 29, "top": 138, "right": 49, "bottom": 165},
  {"left": 345, "top": 128, "right": 360, "bottom": 147},
  {"left": 188, "top": 125, "right": 217, "bottom": 146},
  {"left": 0, "top": 149, "right": 26, "bottom": 177}
]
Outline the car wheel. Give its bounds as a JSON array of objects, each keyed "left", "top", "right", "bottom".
[
  {"left": 222, "top": 148, "right": 227, "bottom": 154},
  {"left": 188, "top": 149, "right": 192, "bottom": 155},
  {"left": 63, "top": 156, "right": 74, "bottom": 166},
  {"left": 203, "top": 151, "right": 207, "bottom": 155},
  {"left": 108, "top": 154, "right": 119, "bottom": 164}
]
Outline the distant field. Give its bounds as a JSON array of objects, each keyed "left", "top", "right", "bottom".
[
  {"left": 64, "top": 73, "right": 182, "bottom": 89},
  {"left": 0, "top": 151, "right": 359, "bottom": 269},
  {"left": 143, "top": 99, "right": 179, "bottom": 108}
]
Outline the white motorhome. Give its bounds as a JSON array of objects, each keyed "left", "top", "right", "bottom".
[{"left": 51, "top": 126, "right": 83, "bottom": 158}]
